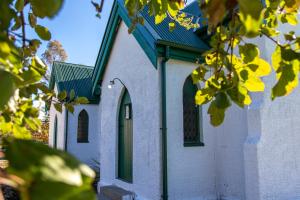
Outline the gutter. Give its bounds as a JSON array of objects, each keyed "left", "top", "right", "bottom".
[
  {"left": 161, "top": 46, "right": 170, "bottom": 200},
  {"left": 64, "top": 109, "right": 69, "bottom": 151}
]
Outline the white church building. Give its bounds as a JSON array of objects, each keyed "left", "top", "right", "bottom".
[{"left": 48, "top": 0, "right": 300, "bottom": 199}]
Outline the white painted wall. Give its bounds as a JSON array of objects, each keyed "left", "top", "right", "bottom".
[
  {"left": 48, "top": 84, "right": 66, "bottom": 150},
  {"left": 166, "top": 60, "right": 247, "bottom": 200},
  {"left": 48, "top": 84, "right": 100, "bottom": 167},
  {"left": 99, "top": 21, "right": 161, "bottom": 200},
  {"left": 244, "top": 23, "right": 300, "bottom": 199},
  {"left": 66, "top": 104, "right": 100, "bottom": 166}
]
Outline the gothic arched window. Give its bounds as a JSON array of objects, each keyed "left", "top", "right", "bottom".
[
  {"left": 183, "top": 76, "right": 204, "bottom": 146},
  {"left": 77, "top": 109, "right": 89, "bottom": 143}
]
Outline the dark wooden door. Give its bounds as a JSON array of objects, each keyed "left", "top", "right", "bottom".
[{"left": 118, "top": 90, "right": 133, "bottom": 182}]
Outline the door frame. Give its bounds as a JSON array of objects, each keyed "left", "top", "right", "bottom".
[{"left": 117, "top": 89, "right": 133, "bottom": 183}]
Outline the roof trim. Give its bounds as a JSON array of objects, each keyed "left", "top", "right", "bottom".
[{"left": 91, "top": 0, "right": 210, "bottom": 96}]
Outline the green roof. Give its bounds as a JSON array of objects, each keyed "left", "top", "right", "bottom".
[
  {"left": 91, "top": 0, "right": 210, "bottom": 95},
  {"left": 49, "top": 62, "right": 98, "bottom": 103},
  {"left": 49, "top": 1, "right": 211, "bottom": 101},
  {"left": 140, "top": 2, "right": 209, "bottom": 51}
]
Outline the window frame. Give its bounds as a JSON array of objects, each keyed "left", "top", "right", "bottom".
[
  {"left": 182, "top": 76, "right": 204, "bottom": 147},
  {"left": 77, "top": 109, "right": 89, "bottom": 143}
]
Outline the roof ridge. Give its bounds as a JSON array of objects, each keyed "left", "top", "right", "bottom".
[{"left": 53, "top": 61, "right": 94, "bottom": 69}]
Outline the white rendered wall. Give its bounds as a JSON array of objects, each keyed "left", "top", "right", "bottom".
[
  {"left": 66, "top": 104, "right": 100, "bottom": 166},
  {"left": 99, "top": 22, "right": 161, "bottom": 200},
  {"left": 166, "top": 59, "right": 247, "bottom": 200},
  {"left": 48, "top": 84, "right": 66, "bottom": 150},
  {"left": 244, "top": 23, "right": 300, "bottom": 200}
]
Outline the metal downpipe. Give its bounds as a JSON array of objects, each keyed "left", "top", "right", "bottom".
[{"left": 161, "top": 46, "right": 169, "bottom": 200}]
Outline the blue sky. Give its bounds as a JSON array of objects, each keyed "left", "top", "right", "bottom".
[
  {"left": 28, "top": 0, "right": 114, "bottom": 67},
  {"left": 28, "top": 0, "right": 194, "bottom": 67}
]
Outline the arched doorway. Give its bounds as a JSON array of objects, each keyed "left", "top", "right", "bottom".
[{"left": 118, "top": 89, "right": 133, "bottom": 182}]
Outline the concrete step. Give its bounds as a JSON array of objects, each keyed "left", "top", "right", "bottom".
[
  {"left": 98, "top": 193, "right": 111, "bottom": 200},
  {"left": 99, "top": 185, "right": 134, "bottom": 200}
]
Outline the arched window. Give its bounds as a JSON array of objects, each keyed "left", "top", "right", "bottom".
[
  {"left": 77, "top": 109, "right": 89, "bottom": 143},
  {"left": 183, "top": 76, "right": 203, "bottom": 146},
  {"left": 53, "top": 115, "right": 58, "bottom": 148}
]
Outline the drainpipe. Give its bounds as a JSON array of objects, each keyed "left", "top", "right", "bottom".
[
  {"left": 161, "top": 46, "right": 169, "bottom": 200},
  {"left": 64, "top": 109, "right": 69, "bottom": 151}
]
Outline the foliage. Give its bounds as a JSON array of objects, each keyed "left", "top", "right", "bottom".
[
  {"left": 31, "top": 118, "right": 49, "bottom": 144},
  {"left": 3, "top": 138, "right": 96, "bottom": 200},
  {"left": 0, "top": 0, "right": 93, "bottom": 199},
  {"left": 42, "top": 40, "right": 68, "bottom": 66},
  {"left": 42, "top": 40, "right": 68, "bottom": 81},
  {"left": 121, "top": 0, "right": 300, "bottom": 126}
]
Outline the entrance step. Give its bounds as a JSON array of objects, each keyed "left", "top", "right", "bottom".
[{"left": 99, "top": 185, "right": 134, "bottom": 200}]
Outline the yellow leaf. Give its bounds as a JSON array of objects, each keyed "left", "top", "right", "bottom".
[
  {"left": 167, "top": 2, "right": 181, "bottom": 17},
  {"left": 248, "top": 58, "right": 271, "bottom": 77},
  {"left": 239, "top": 69, "right": 265, "bottom": 92},
  {"left": 243, "top": 76, "right": 265, "bottom": 92},
  {"left": 155, "top": 13, "right": 167, "bottom": 24},
  {"left": 195, "top": 88, "right": 213, "bottom": 105},
  {"left": 272, "top": 46, "right": 282, "bottom": 72}
]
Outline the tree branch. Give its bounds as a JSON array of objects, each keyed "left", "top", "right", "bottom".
[
  {"left": 20, "top": 11, "right": 26, "bottom": 48},
  {"left": 261, "top": 30, "right": 284, "bottom": 48}
]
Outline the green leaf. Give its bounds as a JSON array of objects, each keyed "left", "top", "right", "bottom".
[
  {"left": 0, "top": 1, "right": 16, "bottom": 30},
  {"left": 32, "top": 56, "right": 46, "bottom": 74},
  {"left": 208, "top": 100, "right": 226, "bottom": 127},
  {"left": 69, "top": 89, "right": 76, "bottom": 100},
  {"left": 238, "top": 0, "right": 263, "bottom": 37},
  {"left": 35, "top": 25, "right": 51, "bottom": 41},
  {"left": 36, "top": 83, "right": 52, "bottom": 94},
  {"left": 20, "top": 67, "right": 43, "bottom": 85},
  {"left": 239, "top": 43, "right": 259, "bottom": 63},
  {"left": 15, "top": 0, "right": 24, "bottom": 11},
  {"left": 11, "top": 16, "right": 21, "bottom": 31},
  {"left": 65, "top": 103, "right": 74, "bottom": 114},
  {"left": 227, "top": 84, "right": 252, "bottom": 107},
  {"left": 192, "top": 65, "right": 208, "bottom": 83},
  {"left": 272, "top": 60, "right": 299, "bottom": 99},
  {"left": 75, "top": 97, "right": 89, "bottom": 104},
  {"left": 29, "top": 0, "right": 64, "bottom": 18},
  {"left": 0, "top": 70, "right": 15, "bottom": 110},
  {"left": 4, "top": 139, "right": 96, "bottom": 200},
  {"left": 54, "top": 103, "right": 62, "bottom": 112},
  {"left": 28, "top": 13, "right": 37, "bottom": 28},
  {"left": 0, "top": 41, "right": 11, "bottom": 58},
  {"left": 125, "top": 0, "right": 140, "bottom": 16},
  {"left": 58, "top": 90, "right": 67, "bottom": 101},
  {"left": 215, "top": 92, "right": 231, "bottom": 109}
]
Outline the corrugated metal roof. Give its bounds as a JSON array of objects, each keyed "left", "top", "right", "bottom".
[
  {"left": 183, "top": 1, "right": 202, "bottom": 16},
  {"left": 139, "top": 1, "right": 209, "bottom": 51},
  {"left": 51, "top": 61, "right": 96, "bottom": 101}
]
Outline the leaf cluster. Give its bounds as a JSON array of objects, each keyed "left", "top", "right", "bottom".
[
  {"left": 124, "top": 0, "right": 300, "bottom": 126},
  {"left": 0, "top": 1, "right": 95, "bottom": 199}
]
